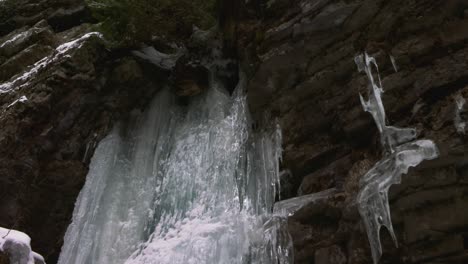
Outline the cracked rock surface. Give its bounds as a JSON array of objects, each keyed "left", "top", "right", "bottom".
[{"left": 227, "top": 0, "right": 468, "bottom": 263}]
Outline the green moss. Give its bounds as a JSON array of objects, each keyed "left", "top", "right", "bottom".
[
  {"left": 86, "top": 0, "right": 217, "bottom": 47},
  {"left": 0, "top": 0, "right": 16, "bottom": 26}
]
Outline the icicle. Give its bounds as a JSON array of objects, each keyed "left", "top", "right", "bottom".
[
  {"left": 454, "top": 93, "right": 466, "bottom": 135},
  {"left": 273, "top": 188, "right": 337, "bottom": 217},
  {"left": 354, "top": 53, "right": 439, "bottom": 264},
  {"left": 356, "top": 52, "right": 416, "bottom": 154},
  {"left": 389, "top": 55, "right": 398, "bottom": 72}
]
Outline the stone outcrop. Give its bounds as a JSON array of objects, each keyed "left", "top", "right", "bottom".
[
  {"left": 1, "top": 0, "right": 468, "bottom": 263},
  {"left": 0, "top": 1, "right": 168, "bottom": 262},
  {"left": 228, "top": 0, "right": 468, "bottom": 263}
]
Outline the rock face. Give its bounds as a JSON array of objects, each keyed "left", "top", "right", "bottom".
[
  {"left": 229, "top": 0, "right": 468, "bottom": 263},
  {"left": 1, "top": 0, "right": 468, "bottom": 264},
  {"left": 0, "top": 1, "right": 167, "bottom": 262}
]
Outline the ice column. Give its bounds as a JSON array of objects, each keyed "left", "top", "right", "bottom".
[{"left": 59, "top": 74, "right": 293, "bottom": 264}]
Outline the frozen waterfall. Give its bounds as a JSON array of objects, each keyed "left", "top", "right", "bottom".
[{"left": 58, "top": 74, "right": 293, "bottom": 264}]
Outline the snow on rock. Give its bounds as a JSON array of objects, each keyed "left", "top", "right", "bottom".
[
  {"left": 0, "top": 32, "right": 103, "bottom": 94},
  {"left": 7, "top": 96, "right": 28, "bottom": 108},
  {"left": 132, "top": 46, "right": 183, "bottom": 70},
  {"left": 0, "top": 227, "right": 45, "bottom": 264},
  {"left": 454, "top": 93, "right": 466, "bottom": 135},
  {"left": 354, "top": 53, "right": 439, "bottom": 264}
]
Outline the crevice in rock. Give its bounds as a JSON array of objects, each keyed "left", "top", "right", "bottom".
[{"left": 47, "top": 6, "right": 96, "bottom": 33}]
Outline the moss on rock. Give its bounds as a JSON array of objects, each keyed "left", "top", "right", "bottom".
[{"left": 86, "top": 0, "right": 217, "bottom": 47}]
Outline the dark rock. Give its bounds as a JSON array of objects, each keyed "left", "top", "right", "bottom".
[
  {"left": 227, "top": 0, "right": 468, "bottom": 263},
  {"left": 0, "top": 3, "right": 166, "bottom": 262},
  {"left": 315, "top": 245, "right": 347, "bottom": 264},
  {"left": 0, "top": 252, "right": 8, "bottom": 264},
  {"left": 173, "top": 56, "right": 209, "bottom": 97}
]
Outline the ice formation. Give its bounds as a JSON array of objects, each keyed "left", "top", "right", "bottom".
[
  {"left": 354, "top": 53, "right": 417, "bottom": 153},
  {"left": 132, "top": 46, "right": 183, "bottom": 70},
  {"left": 0, "top": 227, "right": 45, "bottom": 264},
  {"left": 355, "top": 53, "right": 439, "bottom": 264},
  {"left": 273, "top": 188, "right": 337, "bottom": 216},
  {"left": 59, "top": 73, "right": 292, "bottom": 264},
  {"left": 389, "top": 55, "right": 398, "bottom": 72},
  {"left": 454, "top": 93, "right": 466, "bottom": 134}
]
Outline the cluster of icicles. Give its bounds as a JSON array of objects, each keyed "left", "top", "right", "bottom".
[
  {"left": 58, "top": 72, "right": 293, "bottom": 264},
  {"left": 355, "top": 53, "right": 439, "bottom": 264}
]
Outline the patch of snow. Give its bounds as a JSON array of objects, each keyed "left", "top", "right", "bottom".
[
  {"left": 454, "top": 93, "right": 466, "bottom": 134},
  {"left": 0, "top": 32, "right": 102, "bottom": 94},
  {"left": 7, "top": 95, "right": 28, "bottom": 108},
  {"left": 389, "top": 55, "right": 398, "bottom": 72},
  {"left": 355, "top": 52, "right": 416, "bottom": 153},
  {"left": 132, "top": 46, "right": 183, "bottom": 70},
  {"left": 0, "top": 31, "right": 30, "bottom": 49},
  {"left": 0, "top": 227, "right": 45, "bottom": 264}
]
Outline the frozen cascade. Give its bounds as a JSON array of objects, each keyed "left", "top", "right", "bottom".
[
  {"left": 355, "top": 53, "right": 439, "bottom": 264},
  {"left": 58, "top": 74, "right": 293, "bottom": 264}
]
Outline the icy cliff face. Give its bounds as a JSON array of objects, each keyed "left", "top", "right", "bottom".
[
  {"left": 355, "top": 53, "right": 439, "bottom": 264},
  {"left": 58, "top": 73, "right": 292, "bottom": 264}
]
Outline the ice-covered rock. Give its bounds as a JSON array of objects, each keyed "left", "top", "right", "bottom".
[
  {"left": 0, "top": 32, "right": 102, "bottom": 94},
  {"left": 454, "top": 93, "right": 466, "bottom": 135},
  {"left": 132, "top": 46, "right": 183, "bottom": 70},
  {"left": 0, "top": 227, "right": 45, "bottom": 264}
]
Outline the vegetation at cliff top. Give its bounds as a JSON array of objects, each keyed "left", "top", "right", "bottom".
[{"left": 86, "top": 0, "right": 217, "bottom": 47}]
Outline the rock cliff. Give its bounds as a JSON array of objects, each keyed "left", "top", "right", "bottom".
[
  {"left": 0, "top": 0, "right": 467, "bottom": 263},
  {"left": 228, "top": 0, "right": 468, "bottom": 263}
]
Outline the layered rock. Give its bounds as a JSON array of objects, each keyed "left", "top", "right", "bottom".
[
  {"left": 0, "top": 1, "right": 168, "bottom": 262},
  {"left": 1, "top": 0, "right": 467, "bottom": 263},
  {"left": 228, "top": 0, "right": 468, "bottom": 263}
]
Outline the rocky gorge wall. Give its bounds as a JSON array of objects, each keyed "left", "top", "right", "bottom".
[
  {"left": 0, "top": 0, "right": 467, "bottom": 264},
  {"left": 0, "top": 0, "right": 171, "bottom": 262},
  {"left": 229, "top": 0, "right": 468, "bottom": 263}
]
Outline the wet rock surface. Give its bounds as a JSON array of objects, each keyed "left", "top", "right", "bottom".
[
  {"left": 0, "top": 1, "right": 168, "bottom": 262},
  {"left": 1, "top": 0, "right": 468, "bottom": 264},
  {"left": 229, "top": 0, "right": 468, "bottom": 263}
]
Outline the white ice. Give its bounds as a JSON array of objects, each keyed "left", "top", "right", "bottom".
[
  {"left": 132, "top": 46, "right": 183, "bottom": 70},
  {"left": 0, "top": 227, "right": 45, "bottom": 264}
]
